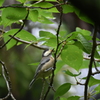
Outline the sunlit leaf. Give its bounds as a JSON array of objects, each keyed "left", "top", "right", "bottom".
[
  {"left": 89, "top": 76, "right": 100, "bottom": 86},
  {"left": 38, "top": 15, "right": 53, "bottom": 24},
  {"left": 55, "top": 60, "right": 65, "bottom": 74},
  {"left": 39, "top": 31, "right": 55, "bottom": 38},
  {"left": 60, "top": 97, "right": 67, "bottom": 100},
  {"left": 54, "top": 83, "right": 71, "bottom": 99},
  {"left": 67, "top": 96, "right": 80, "bottom": 100},
  {"left": 33, "top": 2, "right": 59, "bottom": 13},
  {"left": 61, "top": 45, "right": 83, "bottom": 71},
  {"left": 29, "top": 10, "right": 38, "bottom": 22},
  {"left": 44, "top": 37, "right": 57, "bottom": 48}
]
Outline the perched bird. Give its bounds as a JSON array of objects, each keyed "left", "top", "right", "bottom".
[{"left": 29, "top": 49, "right": 54, "bottom": 89}]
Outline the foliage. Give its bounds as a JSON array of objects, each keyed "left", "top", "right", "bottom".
[{"left": 0, "top": 0, "right": 100, "bottom": 100}]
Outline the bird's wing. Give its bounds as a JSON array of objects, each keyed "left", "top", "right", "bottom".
[{"left": 29, "top": 58, "right": 50, "bottom": 89}]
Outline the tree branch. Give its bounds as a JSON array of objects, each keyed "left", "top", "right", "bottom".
[
  {"left": 43, "top": 7, "right": 63, "bottom": 100},
  {"left": 84, "top": 25, "right": 98, "bottom": 100},
  {"left": 0, "top": 60, "right": 16, "bottom": 100},
  {"left": 0, "top": 3, "right": 65, "bottom": 10},
  {"left": 9, "top": 35, "right": 47, "bottom": 50}
]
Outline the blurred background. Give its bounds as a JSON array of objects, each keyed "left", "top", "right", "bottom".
[{"left": 0, "top": 0, "right": 94, "bottom": 100}]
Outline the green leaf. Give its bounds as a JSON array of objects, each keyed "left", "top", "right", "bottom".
[
  {"left": 67, "top": 96, "right": 80, "bottom": 100},
  {"left": 44, "top": 37, "right": 57, "bottom": 48},
  {"left": 77, "top": 34, "right": 92, "bottom": 54},
  {"left": 89, "top": 76, "right": 100, "bottom": 87},
  {"left": 54, "top": 83, "right": 71, "bottom": 99},
  {"left": 62, "top": 5, "right": 74, "bottom": 14},
  {"left": 3, "top": 36, "right": 17, "bottom": 50},
  {"left": 33, "top": 2, "right": 59, "bottom": 13},
  {"left": 16, "top": 0, "right": 26, "bottom": 3},
  {"left": 74, "top": 7, "right": 94, "bottom": 25},
  {"left": 29, "top": 10, "right": 38, "bottom": 22},
  {"left": 0, "top": 0, "right": 4, "bottom": 6},
  {"left": 61, "top": 45, "right": 83, "bottom": 71},
  {"left": 39, "top": 31, "right": 56, "bottom": 38},
  {"left": 95, "top": 85, "right": 100, "bottom": 94},
  {"left": 4, "top": 29, "right": 37, "bottom": 41},
  {"left": 38, "top": 15, "right": 53, "bottom": 24},
  {"left": 3, "top": 29, "right": 37, "bottom": 50},
  {"left": 60, "top": 97, "right": 67, "bottom": 100},
  {"left": 1, "top": 5, "right": 27, "bottom": 27},
  {"left": 76, "top": 27, "right": 92, "bottom": 40},
  {"left": 64, "top": 70, "right": 81, "bottom": 77},
  {"left": 55, "top": 60, "right": 65, "bottom": 74},
  {"left": 38, "top": 9, "right": 54, "bottom": 19}
]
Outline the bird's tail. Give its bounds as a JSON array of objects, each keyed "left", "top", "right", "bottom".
[{"left": 29, "top": 78, "right": 36, "bottom": 89}]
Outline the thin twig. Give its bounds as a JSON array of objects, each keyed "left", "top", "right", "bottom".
[
  {"left": 84, "top": 25, "right": 98, "bottom": 100},
  {"left": 83, "top": 57, "right": 100, "bottom": 62},
  {"left": 0, "top": 60, "right": 16, "bottom": 100},
  {"left": 43, "top": 7, "right": 63, "bottom": 100},
  {"left": 0, "top": 9, "right": 29, "bottom": 49}
]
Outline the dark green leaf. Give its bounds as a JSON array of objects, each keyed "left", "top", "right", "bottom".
[
  {"left": 77, "top": 33, "right": 100, "bottom": 58},
  {"left": 54, "top": 83, "right": 71, "bottom": 99},
  {"left": 77, "top": 34, "right": 92, "bottom": 53},
  {"left": 61, "top": 45, "right": 83, "bottom": 71},
  {"left": 62, "top": 5, "right": 74, "bottom": 14},
  {"left": 74, "top": 7, "right": 94, "bottom": 25},
  {"left": 64, "top": 70, "right": 81, "bottom": 77}
]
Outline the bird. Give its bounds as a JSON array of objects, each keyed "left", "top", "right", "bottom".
[{"left": 29, "top": 49, "right": 54, "bottom": 89}]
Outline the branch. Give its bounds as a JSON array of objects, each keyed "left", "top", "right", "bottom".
[
  {"left": 9, "top": 35, "right": 47, "bottom": 50},
  {"left": 43, "top": 7, "right": 63, "bottom": 100},
  {"left": 0, "top": 3, "right": 65, "bottom": 10},
  {"left": 84, "top": 25, "right": 98, "bottom": 100},
  {"left": 0, "top": 9, "right": 29, "bottom": 49},
  {"left": 84, "top": 57, "right": 100, "bottom": 62},
  {"left": 0, "top": 60, "right": 16, "bottom": 100}
]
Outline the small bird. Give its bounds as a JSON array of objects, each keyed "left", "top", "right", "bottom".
[{"left": 29, "top": 49, "right": 54, "bottom": 89}]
